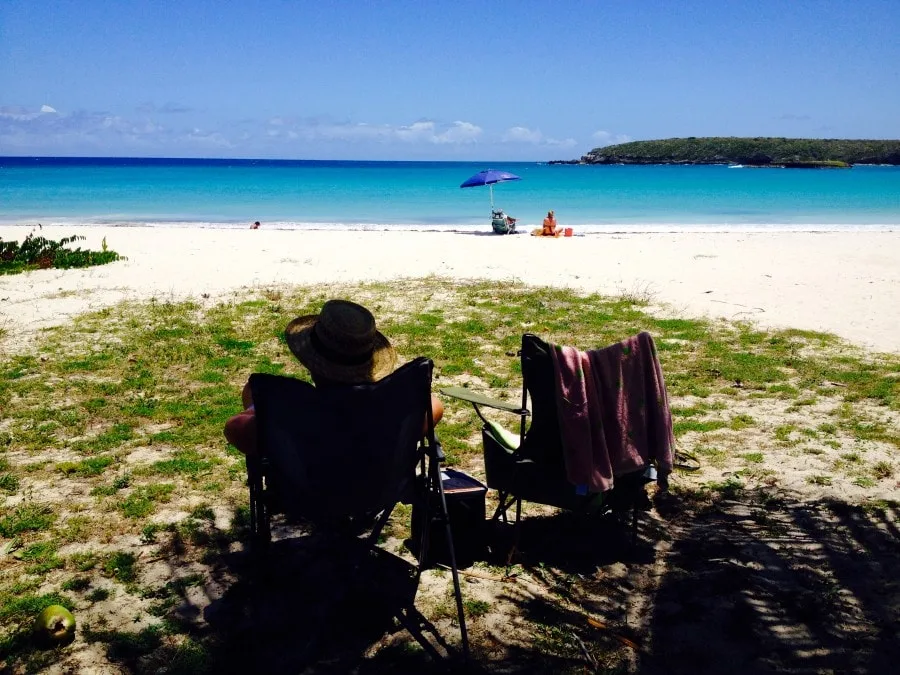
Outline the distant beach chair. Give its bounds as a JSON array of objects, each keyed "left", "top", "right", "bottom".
[{"left": 491, "top": 209, "right": 517, "bottom": 235}]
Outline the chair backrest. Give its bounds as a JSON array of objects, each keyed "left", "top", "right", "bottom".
[
  {"left": 249, "top": 358, "right": 433, "bottom": 522},
  {"left": 518, "top": 334, "right": 566, "bottom": 474}
]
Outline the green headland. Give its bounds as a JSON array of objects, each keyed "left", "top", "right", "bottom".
[{"left": 556, "top": 137, "right": 900, "bottom": 167}]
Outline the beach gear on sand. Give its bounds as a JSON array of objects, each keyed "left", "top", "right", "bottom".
[
  {"left": 491, "top": 209, "right": 517, "bottom": 234},
  {"left": 460, "top": 169, "right": 522, "bottom": 208},
  {"left": 284, "top": 300, "right": 397, "bottom": 384},
  {"left": 460, "top": 170, "right": 522, "bottom": 233},
  {"left": 531, "top": 227, "right": 562, "bottom": 237}
]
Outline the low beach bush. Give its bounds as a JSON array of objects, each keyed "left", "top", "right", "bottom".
[{"left": 0, "top": 232, "right": 123, "bottom": 275}]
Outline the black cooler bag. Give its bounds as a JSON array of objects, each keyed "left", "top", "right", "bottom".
[{"left": 411, "top": 469, "right": 487, "bottom": 567}]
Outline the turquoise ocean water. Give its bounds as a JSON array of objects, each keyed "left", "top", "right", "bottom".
[{"left": 1, "top": 157, "right": 898, "bottom": 232}]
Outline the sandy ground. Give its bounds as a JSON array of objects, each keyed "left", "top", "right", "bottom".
[
  {"left": 1, "top": 225, "right": 898, "bottom": 672},
  {"left": 2, "top": 226, "right": 899, "bottom": 353}
]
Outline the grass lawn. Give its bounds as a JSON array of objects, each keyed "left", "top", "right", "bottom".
[{"left": 1, "top": 278, "right": 898, "bottom": 673}]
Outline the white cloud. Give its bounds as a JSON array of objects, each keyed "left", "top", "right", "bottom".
[
  {"left": 591, "top": 130, "right": 632, "bottom": 147},
  {"left": 503, "top": 126, "right": 543, "bottom": 143},
  {"left": 40, "top": 104, "right": 58, "bottom": 114},
  {"left": 502, "top": 126, "right": 576, "bottom": 148},
  {"left": 396, "top": 120, "right": 436, "bottom": 142},
  {"left": 433, "top": 121, "right": 482, "bottom": 144}
]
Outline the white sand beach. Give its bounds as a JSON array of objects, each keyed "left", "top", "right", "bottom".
[{"left": 2, "top": 226, "right": 899, "bottom": 353}]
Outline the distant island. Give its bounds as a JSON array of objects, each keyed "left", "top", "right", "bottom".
[{"left": 552, "top": 137, "right": 900, "bottom": 167}]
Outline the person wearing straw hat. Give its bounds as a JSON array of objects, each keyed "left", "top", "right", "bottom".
[{"left": 224, "top": 299, "right": 444, "bottom": 455}]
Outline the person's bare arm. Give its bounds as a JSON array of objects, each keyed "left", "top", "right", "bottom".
[{"left": 224, "top": 408, "right": 256, "bottom": 455}]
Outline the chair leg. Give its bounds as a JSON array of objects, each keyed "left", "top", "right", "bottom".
[
  {"left": 246, "top": 455, "right": 270, "bottom": 551},
  {"left": 430, "top": 461, "right": 470, "bottom": 661},
  {"left": 366, "top": 504, "right": 395, "bottom": 547},
  {"left": 492, "top": 491, "right": 509, "bottom": 523}
]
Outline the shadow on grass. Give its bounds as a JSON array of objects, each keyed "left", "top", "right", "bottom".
[
  {"left": 643, "top": 490, "right": 900, "bottom": 674},
  {"left": 72, "top": 491, "right": 898, "bottom": 674},
  {"left": 197, "top": 525, "right": 468, "bottom": 674}
]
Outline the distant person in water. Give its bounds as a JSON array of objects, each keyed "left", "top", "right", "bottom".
[
  {"left": 250, "top": 221, "right": 260, "bottom": 230},
  {"left": 542, "top": 210, "right": 561, "bottom": 237}
]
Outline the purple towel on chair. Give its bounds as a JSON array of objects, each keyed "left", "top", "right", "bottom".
[{"left": 550, "top": 332, "right": 675, "bottom": 493}]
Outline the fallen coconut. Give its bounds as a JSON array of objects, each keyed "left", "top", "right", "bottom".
[{"left": 33, "top": 605, "right": 76, "bottom": 646}]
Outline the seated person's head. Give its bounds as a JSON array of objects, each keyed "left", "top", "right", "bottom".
[{"left": 284, "top": 300, "right": 396, "bottom": 386}]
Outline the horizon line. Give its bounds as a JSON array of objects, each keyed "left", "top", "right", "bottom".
[{"left": 0, "top": 155, "right": 560, "bottom": 164}]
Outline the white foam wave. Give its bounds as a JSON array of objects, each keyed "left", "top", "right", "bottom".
[{"left": 0, "top": 217, "right": 896, "bottom": 234}]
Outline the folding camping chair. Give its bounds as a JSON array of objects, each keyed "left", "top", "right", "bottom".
[
  {"left": 442, "top": 333, "right": 671, "bottom": 543},
  {"left": 245, "top": 357, "right": 469, "bottom": 662}
]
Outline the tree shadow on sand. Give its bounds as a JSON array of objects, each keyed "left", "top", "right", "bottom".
[
  {"left": 643, "top": 490, "right": 899, "bottom": 674},
  {"left": 82, "top": 490, "right": 898, "bottom": 674}
]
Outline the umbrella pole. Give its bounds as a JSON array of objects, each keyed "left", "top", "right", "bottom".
[{"left": 490, "top": 184, "right": 494, "bottom": 209}]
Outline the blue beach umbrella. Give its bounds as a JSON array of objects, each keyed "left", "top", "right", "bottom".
[{"left": 460, "top": 169, "right": 522, "bottom": 209}]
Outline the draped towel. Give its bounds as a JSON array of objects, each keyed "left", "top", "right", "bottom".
[{"left": 549, "top": 332, "right": 674, "bottom": 492}]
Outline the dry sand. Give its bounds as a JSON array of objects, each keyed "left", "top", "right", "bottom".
[{"left": 2, "top": 225, "right": 899, "bottom": 353}]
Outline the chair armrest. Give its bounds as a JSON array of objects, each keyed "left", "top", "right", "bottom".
[
  {"left": 440, "top": 387, "right": 529, "bottom": 415},
  {"left": 423, "top": 439, "right": 446, "bottom": 463}
]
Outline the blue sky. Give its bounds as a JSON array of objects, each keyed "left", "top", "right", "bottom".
[{"left": 1, "top": 0, "right": 898, "bottom": 160}]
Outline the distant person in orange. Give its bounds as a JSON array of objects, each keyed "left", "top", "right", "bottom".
[
  {"left": 542, "top": 210, "right": 561, "bottom": 237},
  {"left": 250, "top": 221, "right": 261, "bottom": 230}
]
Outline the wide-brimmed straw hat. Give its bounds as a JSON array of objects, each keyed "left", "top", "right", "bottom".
[{"left": 284, "top": 300, "right": 397, "bottom": 384}]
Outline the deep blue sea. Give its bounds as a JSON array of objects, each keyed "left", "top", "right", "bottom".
[{"left": 1, "top": 156, "right": 899, "bottom": 232}]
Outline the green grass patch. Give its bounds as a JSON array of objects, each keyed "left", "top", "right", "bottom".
[
  {"left": 57, "top": 455, "right": 116, "bottom": 477},
  {"left": 0, "top": 503, "right": 56, "bottom": 537},
  {"left": 149, "top": 450, "right": 216, "bottom": 477},
  {"left": 61, "top": 576, "right": 91, "bottom": 592},
  {"left": 673, "top": 419, "right": 728, "bottom": 435},
  {"left": 729, "top": 414, "right": 756, "bottom": 430},
  {"left": 464, "top": 598, "right": 491, "bottom": 618},
  {"left": 103, "top": 551, "right": 138, "bottom": 583},
  {"left": 20, "top": 540, "right": 64, "bottom": 574},
  {"left": 87, "top": 588, "right": 111, "bottom": 602},
  {"left": 118, "top": 483, "right": 175, "bottom": 519},
  {"left": 872, "top": 461, "right": 894, "bottom": 479}
]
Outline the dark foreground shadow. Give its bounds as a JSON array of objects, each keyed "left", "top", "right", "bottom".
[
  {"left": 643, "top": 490, "right": 900, "bottom": 674},
  {"left": 201, "top": 531, "right": 466, "bottom": 674},
  {"left": 76, "top": 491, "right": 897, "bottom": 673}
]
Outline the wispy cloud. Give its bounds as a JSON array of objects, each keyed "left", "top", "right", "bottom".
[
  {"left": 264, "top": 118, "right": 483, "bottom": 145},
  {"left": 0, "top": 104, "right": 218, "bottom": 152},
  {"left": 502, "top": 126, "right": 577, "bottom": 148},
  {"left": 0, "top": 104, "right": 58, "bottom": 121},
  {"left": 590, "top": 130, "right": 631, "bottom": 147},
  {"left": 777, "top": 113, "right": 811, "bottom": 121},
  {"left": 136, "top": 102, "right": 193, "bottom": 114},
  {"left": 0, "top": 103, "right": 568, "bottom": 158}
]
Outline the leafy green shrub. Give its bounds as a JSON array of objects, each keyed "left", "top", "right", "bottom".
[{"left": 0, "top": 232, "right": 124, "bottom": 275}]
